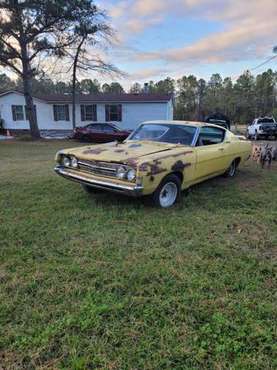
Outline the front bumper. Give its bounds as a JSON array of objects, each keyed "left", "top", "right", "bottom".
[
  {"left": 54, "top": 166, "right": 143, "bottom": 197},
  {"left": 259, "top": 129, "right": 277, "bottom": 136}
]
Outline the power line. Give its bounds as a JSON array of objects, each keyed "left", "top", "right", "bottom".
[
  {"left": 231, "top": 54, "right": 277, "bottom": 81},
  {"left": 250, "top": 55, "right": 277, "bottom": 71}
]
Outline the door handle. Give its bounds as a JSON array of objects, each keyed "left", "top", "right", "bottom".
[{"left": 218, "top": 148, "right": 224, "bottom": 151}]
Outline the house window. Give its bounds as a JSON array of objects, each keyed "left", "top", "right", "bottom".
[
  {"left": 105, "top": 104, "right": 122, "bottom": 122},
  {"left": 11, "top": 105, "right": 24, "bottom": 121},
  {"left": 53, "top": 105, "right": 69, "bottom": 121},
  {"left": 81, "top": 105, "right": 97, "bottom": 121}
]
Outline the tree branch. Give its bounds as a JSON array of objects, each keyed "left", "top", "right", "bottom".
[{"left": 0, "top": 57, "right": 22, "bottom": 76}]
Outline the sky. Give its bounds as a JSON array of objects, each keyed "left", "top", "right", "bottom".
[{"left": 95, "top": 0, "right": 277, "bottom": 88}]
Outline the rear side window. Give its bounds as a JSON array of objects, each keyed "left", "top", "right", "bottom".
[
  {"left": 87, "top": 124, "right": 102, "bottom": 131},
  {"left": 102, "top": 124, "right": 116, "bottom": 132},
  {"left": 197, "top": 127, "right": 225, "bottom": 146}
]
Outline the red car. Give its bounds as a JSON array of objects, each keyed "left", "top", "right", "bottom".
[{"left": 72, "top": 123, "right": 131, "bottom": 143}]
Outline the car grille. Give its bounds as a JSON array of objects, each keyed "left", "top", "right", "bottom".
[{"left": 77, "top": 159, "right": 119, "bottom": 178}]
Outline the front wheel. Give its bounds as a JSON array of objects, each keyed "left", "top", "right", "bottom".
[
  {"left": 151, "top": 174, "right": 181, "bottom": 208},
  {"left": 254, "top": 132, "right": 259, "bottom": 141}
]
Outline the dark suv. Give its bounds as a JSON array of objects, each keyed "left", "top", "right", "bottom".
[{"left": 204, "top": 113, "right": 231, "bottom": 130}]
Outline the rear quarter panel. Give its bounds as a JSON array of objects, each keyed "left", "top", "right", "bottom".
[{"left": 227, "top": 134, "right": 252, "bottom": 164}]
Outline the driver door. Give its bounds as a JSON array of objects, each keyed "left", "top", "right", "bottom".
[{"left": 194, "top": 126, "right": 228, "bottom": 180}]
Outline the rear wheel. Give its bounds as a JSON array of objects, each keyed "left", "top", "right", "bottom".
[
  {"left": 152, "top": 174, "right": 181, "bottom": 208},
  {"left": 224, "top": 160, "right": 238, "bottom": 178}
]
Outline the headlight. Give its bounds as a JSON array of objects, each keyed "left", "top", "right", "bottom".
[
  {"left": 71, "top": 156, "right": 78, "bottom": 168},
  {"left": 117, "top": 166, "right": 127, "bottom": 179},
  {"left": 126, "top": 168, "right": 136, "bottom": 181},
  {"left": 63, "top": 156, "right": 71, "bottom": 167}
]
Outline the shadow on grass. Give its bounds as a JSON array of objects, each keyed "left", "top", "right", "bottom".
[{"left": 78, "top": 168, "right": 261, "bottom": 211}]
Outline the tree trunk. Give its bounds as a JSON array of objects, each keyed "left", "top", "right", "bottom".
[
  {"left": 21, "top": 45, "right": 40, "bottom": 139},
  {"left": 72, "top": 63, "right": 77, "bottom": 129},
  {"left": 72, "top": 37, "right": 85, "bottom": 130},
  {"left": 23, "top": 77, "right": 40, "bottom": 139}
]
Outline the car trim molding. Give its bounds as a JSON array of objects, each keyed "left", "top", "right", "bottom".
[{"left": 191, "top": 127, "right": 200, "bottom": 147}]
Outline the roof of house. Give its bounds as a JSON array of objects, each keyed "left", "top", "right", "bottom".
[{"left": 0, "top": 90, "right": 173, "bottom": 103}]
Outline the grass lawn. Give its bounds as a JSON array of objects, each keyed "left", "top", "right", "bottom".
[{"left": 0, "top": 140, "right": 276, "bottom": 369}]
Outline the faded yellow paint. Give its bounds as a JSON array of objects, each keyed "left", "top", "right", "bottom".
[{"left": 55, "top": 122, "right": 252, "bottom": 196}]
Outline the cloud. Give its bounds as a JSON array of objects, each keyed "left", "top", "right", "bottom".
[
  {"left": 130, "top": 67, "right": 170, "bottom": 80},
  {"left": 124, "top": 15, "right": 163, "bottom": 34},
  {"left": 101, "top": 0, "right": 170, "bottom": 39},
  {"left": 66, "top": 0, "right": 277, "bottom": 86},
  {"left": 163, "top": 19, "right": 276, "bottom": 64},
  {"left": 132, "top": 0, "right": 169, "bottom": 17},
  {"left": 107, "top": 0, "right": 277, "bottom": 68},
  {"left": 104, "top": 0, "right": 219, "bottom": 38}
]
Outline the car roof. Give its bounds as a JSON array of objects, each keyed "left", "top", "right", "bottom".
[
  {"left": 256, "top": 116, "right": 275, "bottom": 121},
  {"left": 87, "top": 122, "right": 118, "bottom": 127},
  {"left": 142, "top": 120, "right": 227, "bottom": 129}
]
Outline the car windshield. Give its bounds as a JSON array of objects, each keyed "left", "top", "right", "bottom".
[{"left": 128, "top": 123, "right": 197, "bottom": 145}]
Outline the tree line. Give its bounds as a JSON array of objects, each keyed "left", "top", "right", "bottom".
[
  {"left": 130, "top": 71, "right": 277, "bottom": 124},
  {"left": 1, "top": 68, "right": 276, "bottom": 125}
]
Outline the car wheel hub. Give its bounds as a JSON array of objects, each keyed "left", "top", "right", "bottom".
[{"left": 159, "top": 182, "right": 178, "bottom": 207}]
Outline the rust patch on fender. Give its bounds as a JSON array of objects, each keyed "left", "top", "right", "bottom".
[
  {"left": 146, "top": 159, "right": 167, "bottom": 178},
  {"left": 125, "top": 157, "right": 139, "bottom": 168},
  {"left": 139, "top": 162, "right": 148, "bottom": 171},
  {"left": 155, "top": 150, "right": 193, "bottom": 161},
  {"left": 138, "top": 160, "right": 167, "bottom": 178},
  {"left": 171, "top": 160, "right": 191, "bottom": 171},
  {"left": 82, "top": 148, "right": 108, "bottom": 155}
]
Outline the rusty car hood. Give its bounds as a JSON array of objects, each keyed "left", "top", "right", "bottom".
[{"left": 60, "top": 141, "right": 186, "bottom": 164}]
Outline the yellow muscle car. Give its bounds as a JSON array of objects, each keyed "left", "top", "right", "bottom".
[{"left": 54, "top": 121, "right": 251, "bottom": 208}]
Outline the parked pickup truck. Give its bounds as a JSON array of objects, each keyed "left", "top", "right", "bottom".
[{"left": 247, "top": 117, "right": 277, "bottom": 140}]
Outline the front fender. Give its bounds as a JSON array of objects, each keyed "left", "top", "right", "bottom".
[{"left": 137, "top": 149, "right": 196, "bottom": 195}]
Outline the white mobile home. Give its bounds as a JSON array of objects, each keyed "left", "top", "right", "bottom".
[{"left": 0, "top": 90, "right": 173, "bottom": 134}]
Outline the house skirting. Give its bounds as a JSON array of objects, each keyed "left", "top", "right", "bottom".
[{"left": 7, "top": 129, "right": 73, "bottom": 137}]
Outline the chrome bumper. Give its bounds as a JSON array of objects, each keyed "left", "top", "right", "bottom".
[{"left": 54, "top": 166, "right": 143, "bottom": 197}]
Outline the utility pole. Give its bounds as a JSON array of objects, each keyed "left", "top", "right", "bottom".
[{"left": 273, "top": 47, "right": 277, "bottom": 113}]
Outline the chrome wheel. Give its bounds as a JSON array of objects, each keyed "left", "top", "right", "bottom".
[{"left": 159, "top": 182, "right": 178, "bottom": 208}]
